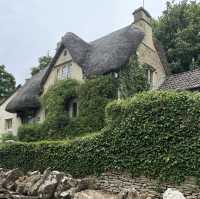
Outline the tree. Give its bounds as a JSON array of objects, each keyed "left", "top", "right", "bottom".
[
  {"left": 119, "top": 55, "right": 150, "bottom": 98},
  {"left": 0, "top": 65, "right": 16, "bottom": 98},
  {"left": 154, "top": 0, "right": 200, "bottom": 74},
  {"left": 31, "top": 55, "right": 52, "bottom": 76}
]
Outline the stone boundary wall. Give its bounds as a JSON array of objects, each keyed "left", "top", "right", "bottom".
[
  {"left": 0, "top": 168, "right": 199, "bottom": 198},
  {"left": 96, "top": 172, "right": 200, "bottom": 199}
]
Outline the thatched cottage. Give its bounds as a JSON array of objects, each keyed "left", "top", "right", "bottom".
[
  {"left": 2, "top": 7, "right": 172, "bottom": 134},
  {"left": 0, "top": 86, "right": 21, "bottom": 136}
]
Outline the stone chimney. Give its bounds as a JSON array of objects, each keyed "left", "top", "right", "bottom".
[{"left": 133, "top": 7, "right": 154, "bottom": 49}]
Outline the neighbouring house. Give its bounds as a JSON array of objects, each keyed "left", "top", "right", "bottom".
[
  {"left": 0, "top": 86, "right": 22, "bottom": 137},
  {"left": 5, "top": 7, "right": 169, "bottom": 133},
  {"left": 160, "top": 68, "right": 200, "bottom": 91}
]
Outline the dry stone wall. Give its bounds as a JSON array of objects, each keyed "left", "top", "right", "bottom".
[
  {"left": 0, "top": 168, "right": 196, "bottom": 199},
  {"left": 96, "top": 172, "right": 200, "bottom": 199}
]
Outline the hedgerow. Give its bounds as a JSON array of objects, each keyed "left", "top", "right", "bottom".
[
  {"left": 18, "top": 124, "right": 44, "bottom": 142},
  {"left": 2, "top": 91, "right": 200, "bottom": 183}
]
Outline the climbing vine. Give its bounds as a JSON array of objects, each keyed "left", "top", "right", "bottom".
[
  {"left": 119, "top": 54, "right": 150, "bottom": 98},
  {"left": 18, "top": 75, "right": 117, "bottom": 141}
]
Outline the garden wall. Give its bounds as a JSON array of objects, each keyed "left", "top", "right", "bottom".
[{"left": 97, "top": 172, "right": 200, "bottom": 199}]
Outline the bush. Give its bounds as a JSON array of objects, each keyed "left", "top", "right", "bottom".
[
  {"left": 2, "top": 91, "right": 200, "bottom": 183},
  {"left": 78, "top": 75, "right": 117, "bottom": 132},
  {"left": 0, "top": 132, "right": 18, "bottom": 143},
  {"left": 18, "top": 124, "right": 44, "bottom": 142}
]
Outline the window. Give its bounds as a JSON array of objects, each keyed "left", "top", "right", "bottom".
[
  {"left": 144, "top": 65, "right": 155, "bottom": 89},
  {"left": 72, "top": 102, "right": 78, "bottom": 118},
  {"left": 58, "top": 62, "right": 72, "bottom": 80},
  {"left": 62, "top": 64, "right": 71, "bottom": 78},
  {"left": 68, "top": 99, "right": 78, "bottom": 118},
  {"left": 147, "top": 69, "right": 154, "bottom": 88},
  {"left": 5, "top": 119, "right": 13, "bottom": 130}
]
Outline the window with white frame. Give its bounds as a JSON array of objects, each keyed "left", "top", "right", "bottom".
[
  {"left": 5, "top": 118, "right": 13, "bottom": 131},
  {"left": 147, "top": 69, "right": 154, "bottom": 88},
  {"left": 58, "top": 62, "right": 72, "bottom": 80},
  {"left": 145, "top": 64, "right": 155, "bottom": 89}
]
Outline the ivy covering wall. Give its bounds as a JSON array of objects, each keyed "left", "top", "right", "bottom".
[
  {"left": 119, "top": 55, "right": 149, "bottom": 98},
  {"left": 18, "top": 54, "right": 149, "bottom": 141},
  {"left": 2, "top": 91, "right": 200, "bottom": 184},
  {"left": 18, "top": 75, "right": 117, "bottom": 141}
]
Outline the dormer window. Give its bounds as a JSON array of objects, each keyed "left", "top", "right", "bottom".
[{"left": 58, "top": 62, "right": 72, "bottom": 80}]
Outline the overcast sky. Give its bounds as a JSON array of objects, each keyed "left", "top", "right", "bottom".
[{"left": 0, "top": 0, "right": 183, "bottom": 85}]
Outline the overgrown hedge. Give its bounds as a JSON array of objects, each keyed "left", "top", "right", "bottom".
[
  {"left": 18, "top": 76, "right": 117, "bottom": 142},
  {"left": 2, "top": 91, "right": 200, "bottom": 183}
]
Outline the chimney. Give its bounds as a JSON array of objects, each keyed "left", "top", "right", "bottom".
[
  {"left": 133, "top": 7, "right": 154, "bottom": 48},
  {"left": 133, "top": 7, "right": 152, "bottom": 26}
]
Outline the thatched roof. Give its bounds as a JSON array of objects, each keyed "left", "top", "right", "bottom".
[
  {"left": 0, "top": 98, "right": 6, "bottom": 106},
  {"left": 6, "top": 69, "right": 47, "bottom": 113},
  {"left": 6, "top": 24, "right": 169, "bottom": 113},
  {"left": 83, "top": 25, "right": 145, "bottom": 77},
  {"left": 43, "top": 25, "right": 145, "bottom": 83},
  {"left": 0, "top": 85, "right": 21, "bottom": 106},
  {"left": 160, "top": 68, "right": 200, "bottom": 90}
]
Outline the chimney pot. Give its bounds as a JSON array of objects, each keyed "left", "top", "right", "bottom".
[{"left": 133, "top": 7, "right": 152, "bottom": 26}]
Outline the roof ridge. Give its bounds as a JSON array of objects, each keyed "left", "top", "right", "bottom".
[{"left": 89, "top": 25, "right": 133, "bottom": 44}]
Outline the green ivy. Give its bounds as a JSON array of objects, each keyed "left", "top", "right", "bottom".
[
  {"left": 2, "top": 91, "right": 200, "bottom": 183},
  {"left": 78, "top": 75, "right": 117, "bottom": 133},
  {"left": 119, "top": 55, "right": 150, "bottom": 98},
  {"left": 18, "top": 75, "right": 117, "bottom": 141}
]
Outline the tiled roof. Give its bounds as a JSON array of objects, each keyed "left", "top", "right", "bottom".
[{"left": 160, "top": 69, "right": 200, "bottom": 90}]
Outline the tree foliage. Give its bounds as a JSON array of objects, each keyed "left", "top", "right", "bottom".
[
  {"left": 31, "top": 55, "right": 52, "bottom": 76},
  {"left": 0, "top": 65, "right": 16, "bottom": 98},
  {"left": 154, "top": 0, "right": 200, "bottom": 73}
]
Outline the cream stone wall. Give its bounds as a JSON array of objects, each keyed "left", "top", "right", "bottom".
[
  {"left": 137, "top": 43, "right": 166, "bottom": 89},
  {"left": 43, "top": 48, "right": 83, "bottom": 94},
  {"left": 133, "top": 20, "right": 166, "bottom": 89},
  {"left": 0, "top": 92, "right": 21, "bottom": 137}
]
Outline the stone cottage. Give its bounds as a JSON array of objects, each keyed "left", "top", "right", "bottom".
[
  {"left": 0, "top": 86, "right": 21, "bottom": 137},
  {"left": 4, "top": 7, "right": 169, "bottom": 131}
]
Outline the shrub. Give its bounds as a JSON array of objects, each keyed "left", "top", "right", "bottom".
[
  {"left": 18, "top": 124, "right": 44, "bottom": 142},
  {"left": 3, "top": 91, "right": 200, "bottom": 183},
  {"left": 119, "top": 55, "right": 149, "bottom": 98},
  {"left": 0, "top": 132, "right": 18, "bottom": 142},
  {"left": 78, "top": 75, "right": 117, "bottom": 132}
]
